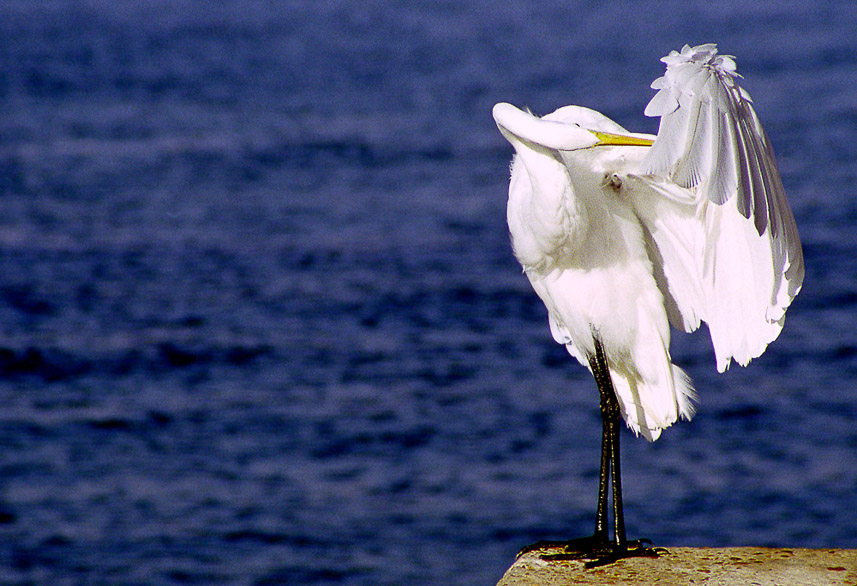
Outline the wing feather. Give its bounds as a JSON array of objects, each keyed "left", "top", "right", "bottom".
[{"left": 632, "top": 44, "right": 804, "bottom": 371}]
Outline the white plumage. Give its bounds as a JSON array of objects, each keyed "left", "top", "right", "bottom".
[{"left": 494, "top": 44, "right": 804, "bottom": 441}]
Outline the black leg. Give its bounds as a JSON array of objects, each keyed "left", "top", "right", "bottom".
[
  {"left": 591, "top": 335, "right": 627, "bottom": 549},
  {"left": 593, "top": 390, "right": 611, "bottom": 547},
  {"left": 517, "top": 335, "right": 663, "bottom": 567},
  {"left": 610, "top": 413, "right": 627, "bottom": 547}
]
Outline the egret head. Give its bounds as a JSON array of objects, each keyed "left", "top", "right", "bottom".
[
  {"left": 493, "top": 102, "right": 601, "bottom": 152},
  {"left": 493, "top": 103, "right": 653, "bottom": 154}
]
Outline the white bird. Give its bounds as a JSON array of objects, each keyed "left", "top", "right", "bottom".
[{"left": 493, "top": 44, "right": 803, "bottom": 566}]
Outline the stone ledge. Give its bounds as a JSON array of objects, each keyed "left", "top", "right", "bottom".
[{"left": 497, "top": 546, "right": 857, "bottom": 585}]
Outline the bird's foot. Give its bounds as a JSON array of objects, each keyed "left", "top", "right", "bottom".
[{"left": 518, "top": 537, "right": 664, "bottom": 568}]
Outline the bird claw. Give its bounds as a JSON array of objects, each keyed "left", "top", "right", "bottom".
[
  {"left": 518, "top": 537, "right": 664, "bottom": 568},
  {"left": 602, "top": 172, "right": 623, "bottom": 192}
]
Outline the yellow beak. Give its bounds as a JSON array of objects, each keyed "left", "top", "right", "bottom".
[{"left": 591, "top": 131, "right": 654, "bottom": 147}]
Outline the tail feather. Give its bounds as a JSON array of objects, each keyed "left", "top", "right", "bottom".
[{"left": 608, "top": 358, "right": 696, "bottom": 442}]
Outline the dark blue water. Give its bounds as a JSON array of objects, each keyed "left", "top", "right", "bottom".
[{"left": 1, "top": 1, "right": 855, "bottom": 584}]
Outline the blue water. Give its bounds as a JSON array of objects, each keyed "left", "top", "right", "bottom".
[{"left": 0, "top": 1, "right": 856, "bottom": 584}]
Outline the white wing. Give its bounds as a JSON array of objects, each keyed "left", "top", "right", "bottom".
[{"left": 632, "top": 44, "right": 804, "bottom": 371}]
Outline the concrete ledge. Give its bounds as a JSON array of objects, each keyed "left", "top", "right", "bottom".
[{"left": 497, "top": 547, "right": 857, "bottom": 585}]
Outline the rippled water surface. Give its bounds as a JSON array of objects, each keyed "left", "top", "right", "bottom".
[{"left": 1, "top": 1, "right": 856, "bottom": 584}]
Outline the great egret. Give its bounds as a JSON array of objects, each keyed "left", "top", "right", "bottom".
[{"left": 493, "top": 44, "right": 803, "bottom": 566}]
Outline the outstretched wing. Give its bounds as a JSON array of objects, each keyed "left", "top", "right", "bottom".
[{"left": 632, "top": 44, "right": 804, "bottom": 371}]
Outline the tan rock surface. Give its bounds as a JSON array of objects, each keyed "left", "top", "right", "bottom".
[{"left": 497, "top": 547, "right": 857, "bottom": 585}]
